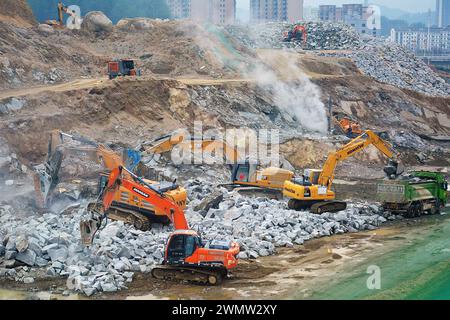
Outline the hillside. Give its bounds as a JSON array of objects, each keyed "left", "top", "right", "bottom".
[{"left": 0, "top": 0, "right": 36, "bottom": 27}]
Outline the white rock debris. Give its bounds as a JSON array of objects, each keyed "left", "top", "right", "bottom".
[{"left": 0, "top": 178, "right": 397, "bottom": 296}]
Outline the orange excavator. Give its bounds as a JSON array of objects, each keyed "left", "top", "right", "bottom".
[
  {"left": 81, "top": 166, "right": 240, "bottom": 285},
  {"left": 283, "top": 25, "right": 307, "bottom": 45},
  {"left": 33, "top": 130, "right": 186, "bottom": 231}
]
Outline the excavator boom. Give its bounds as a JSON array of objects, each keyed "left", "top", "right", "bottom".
[
  {"left": 319, "top": 130, "right": 401, "bottom": 189},
  {"left": 108, "top": 166, "right": 189, "bottom": 230}
]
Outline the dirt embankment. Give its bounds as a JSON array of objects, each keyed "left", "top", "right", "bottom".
[{"left": 0, "top": 0, "right": 36, "bottom": 27}]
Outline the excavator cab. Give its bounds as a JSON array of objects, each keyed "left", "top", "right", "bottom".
[
  {"left": 165, "top": 232, "right": 202, "bottom": 265},
  {"left": 230, "top": 161, "right": 258, "bottom": 183}
]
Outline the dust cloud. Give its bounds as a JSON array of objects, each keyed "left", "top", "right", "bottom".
[{"left": 248, "top": 51, "right": 329, "bottom": 134}]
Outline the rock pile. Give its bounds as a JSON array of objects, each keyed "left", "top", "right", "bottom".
[
  {"left": 334, "top": 40, "right": 450, "bottom": 97},
  {"left": 0, "top": 177, "right": 396, "bottom": 296},
  {"left": 225, "top": 22, "right": 361, "bottom": 51},
  {"left": 226, "top": 22, "right": 449, "bottom": 97}
]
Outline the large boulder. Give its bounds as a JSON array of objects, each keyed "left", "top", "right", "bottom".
[
  {"left": 81, "top": 11, "right": 113, "bottom": 34},
  {"left": 37, "top": 24, "right": 55, "bottom": 35},
  {"left": 116, "top": 18, "right": 154, "bottom": 31}
]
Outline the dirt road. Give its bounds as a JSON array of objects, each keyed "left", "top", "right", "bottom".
[{"left": 0, "top": 78, "right": 110, "bottom": 100}]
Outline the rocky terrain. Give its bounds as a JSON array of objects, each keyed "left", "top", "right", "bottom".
[{"left": 0, "top": 2, "right": 449, "bottom": 298}]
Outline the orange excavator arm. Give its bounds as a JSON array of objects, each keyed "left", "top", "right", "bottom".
[{"left": 102, "top": 166, "right": 189, "bottom": 230}]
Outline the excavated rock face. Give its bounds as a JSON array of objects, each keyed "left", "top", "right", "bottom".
[
  {"left": 81, "top": 11, "right": 113, "bottom": 34},
  {"left": 0, "top": 0, "right": 36, "bottom": 27}
]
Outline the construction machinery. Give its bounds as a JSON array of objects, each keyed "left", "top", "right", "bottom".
[
  {"left": 142, "top": 130, "right": 240, "bottom": 164},
  {"left": 377, "top": 171, "right": 448, "bottom": 217},
  {"left": 108, "top": 59, "right": 138, "bottom": 79},
  {"left": 81, "top": 166, "right": 240, "bottom": 285},
  {"left": 283, "top": 130, "right": 404, "bottom": 214},
  {"left": 33, "top": 130, "right": 187, "bottom": 231},
  {"left": 283, "top": 24, "right": 307, "bottom": 45},
  {"left": 227, "top": 161, "right": 295, "bottom": 199},
  {"left": 44, "top": 1, "right": 76, "bottom": 28},
  {"left": 143, "top": 130, "right": 296, "bottom": 198},
  {"left": 334, "top": 116, "right": 363, "bottom": 138}
]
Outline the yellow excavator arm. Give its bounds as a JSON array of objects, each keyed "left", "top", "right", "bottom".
[
  {"left": 143, "top": 131, "right": 241, "bottom": 164},
  {"left": 319, "top": 130, "right": 399, "bottom": 189},
  {"left": 283, "top": 130, "right": 403, "bottom": 214}
]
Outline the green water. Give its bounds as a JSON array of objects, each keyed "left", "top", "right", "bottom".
[{"left": 303, "top": 214, "right": 450, "bottom": 300}]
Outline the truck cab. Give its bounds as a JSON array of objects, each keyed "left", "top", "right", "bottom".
[{"left": 108, "top": 59, "right": 137, "bottom": 79}]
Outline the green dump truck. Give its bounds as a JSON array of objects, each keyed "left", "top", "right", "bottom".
[{"left": 377, "top": 171, "right": 448, "bottom": 217}]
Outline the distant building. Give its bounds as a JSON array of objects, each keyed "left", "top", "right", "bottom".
[
  {"left": 319, "top": 3, "right": 380, "bottom": 36},
  {"left": 390, "top": 27, "right": 450, "bottom": 54},
  {"left": 167, "top": 0, "right": 236, "bottom": 25},
  {"left": 303, "top": 6, "right": 319, "bottom": 21},
  {"left": 436, "top": 0, "right": 450, "bottom": 27},
  {"left": 250, "top": 0, "right": 304, "bottom": 23},
  {"left": 342, "top": 4, "right": 363, "bottom": 19},
  {"left": 319, "top": 5, "right": 336, "bottom": 21}
]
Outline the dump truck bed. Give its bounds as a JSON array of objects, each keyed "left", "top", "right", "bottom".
[{"left": 376, "top": 172, "right": 448, "bottom": 216}]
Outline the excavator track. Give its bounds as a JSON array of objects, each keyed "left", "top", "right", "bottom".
[
  {"left": 151, "top": 265, "right": 227, "bottom": 286},
  {"left": 220, "top": 184, "right": 283, "bottom": 200},
  {"left": 310, "top": 201, "right": 347, "bottom": 214},
  {"left": 288, "top": 199, "right": 347, "bottom": 214},
  {"left": 106, "top": 207, "right": 151, "bottom": 231}
]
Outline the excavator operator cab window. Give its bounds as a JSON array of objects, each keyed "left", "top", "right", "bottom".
[
  {"left": 167, "top": 234, "right": 198, "bottom": 263},
  {"left": 122, "top": 60, "right": 134, "bottom": 70},
  {"left": 232, "top": 164, "right": 250, "bottom": 182}
]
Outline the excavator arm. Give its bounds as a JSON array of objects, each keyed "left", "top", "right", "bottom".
[
  {"left": 33, "top": 130, "right": 131, "bottom": 208},
  {"left": 143, "top": 131, "right": 241, "bottom": 164},
  {"left": 318, "top": 130, "right": 402, "bottom": 189}
]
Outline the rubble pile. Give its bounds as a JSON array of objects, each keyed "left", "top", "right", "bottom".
[
  {"left": 225, "top": 22, "right": 362, "bottom": 51},
  {"left": 226, "top": 22, "right": 448, "bottom": 97},
  {"left": 0, "top": 178, "right": 394, "bottom": 296},
  {"left": 321, "top": 39, "right": 450, "bottom": 97}
]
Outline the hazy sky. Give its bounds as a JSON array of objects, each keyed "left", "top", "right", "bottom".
[{"left": 236, "top": 0, "right": 436, "bottom": 13}]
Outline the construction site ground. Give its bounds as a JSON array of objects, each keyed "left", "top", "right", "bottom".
[
  {"left": 1, "top": 211, "right": 448, "bottom": 300},
  {"left": 0, "top": 3, "right": 449, "bottom": 299}
]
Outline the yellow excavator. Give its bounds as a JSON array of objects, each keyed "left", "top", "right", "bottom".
[
  {"left": 143, "top": 130, "right": 294, "bottom": 198},
  {"left": 44, "top": 1, "right": 72, "bottom": 28},
  {"left": 33, "top": 130, "right": 186, "bottom": 230},
  {"left": 283, "top": 130, "right": 404, "bottom": 214},
  {"left": 142, "top": 130, "right": 240, "bottom": 164}
]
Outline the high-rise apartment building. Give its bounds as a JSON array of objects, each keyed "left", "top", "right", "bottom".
[
  {"left": 167, "top": 0, "right": 236, "bottom": 25},
  {"left": 436, "top": 0, "right": 450, "bottom": 27},
  {"left": 250, "top": 0, "right": 304, "bottom": 23}
]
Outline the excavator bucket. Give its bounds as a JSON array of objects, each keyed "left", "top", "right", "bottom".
[
  {"left": 80, "top": 218, "right": 101, "bottom": 246},
  {"left": 80, "top": 202, "right": 105, "bottom": 246},
  {"left": 384, "top": 160, "right": 405, "bottom": 178},
  {"left": 33, "top": 149, "right": 63, "bottom": 208}
]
